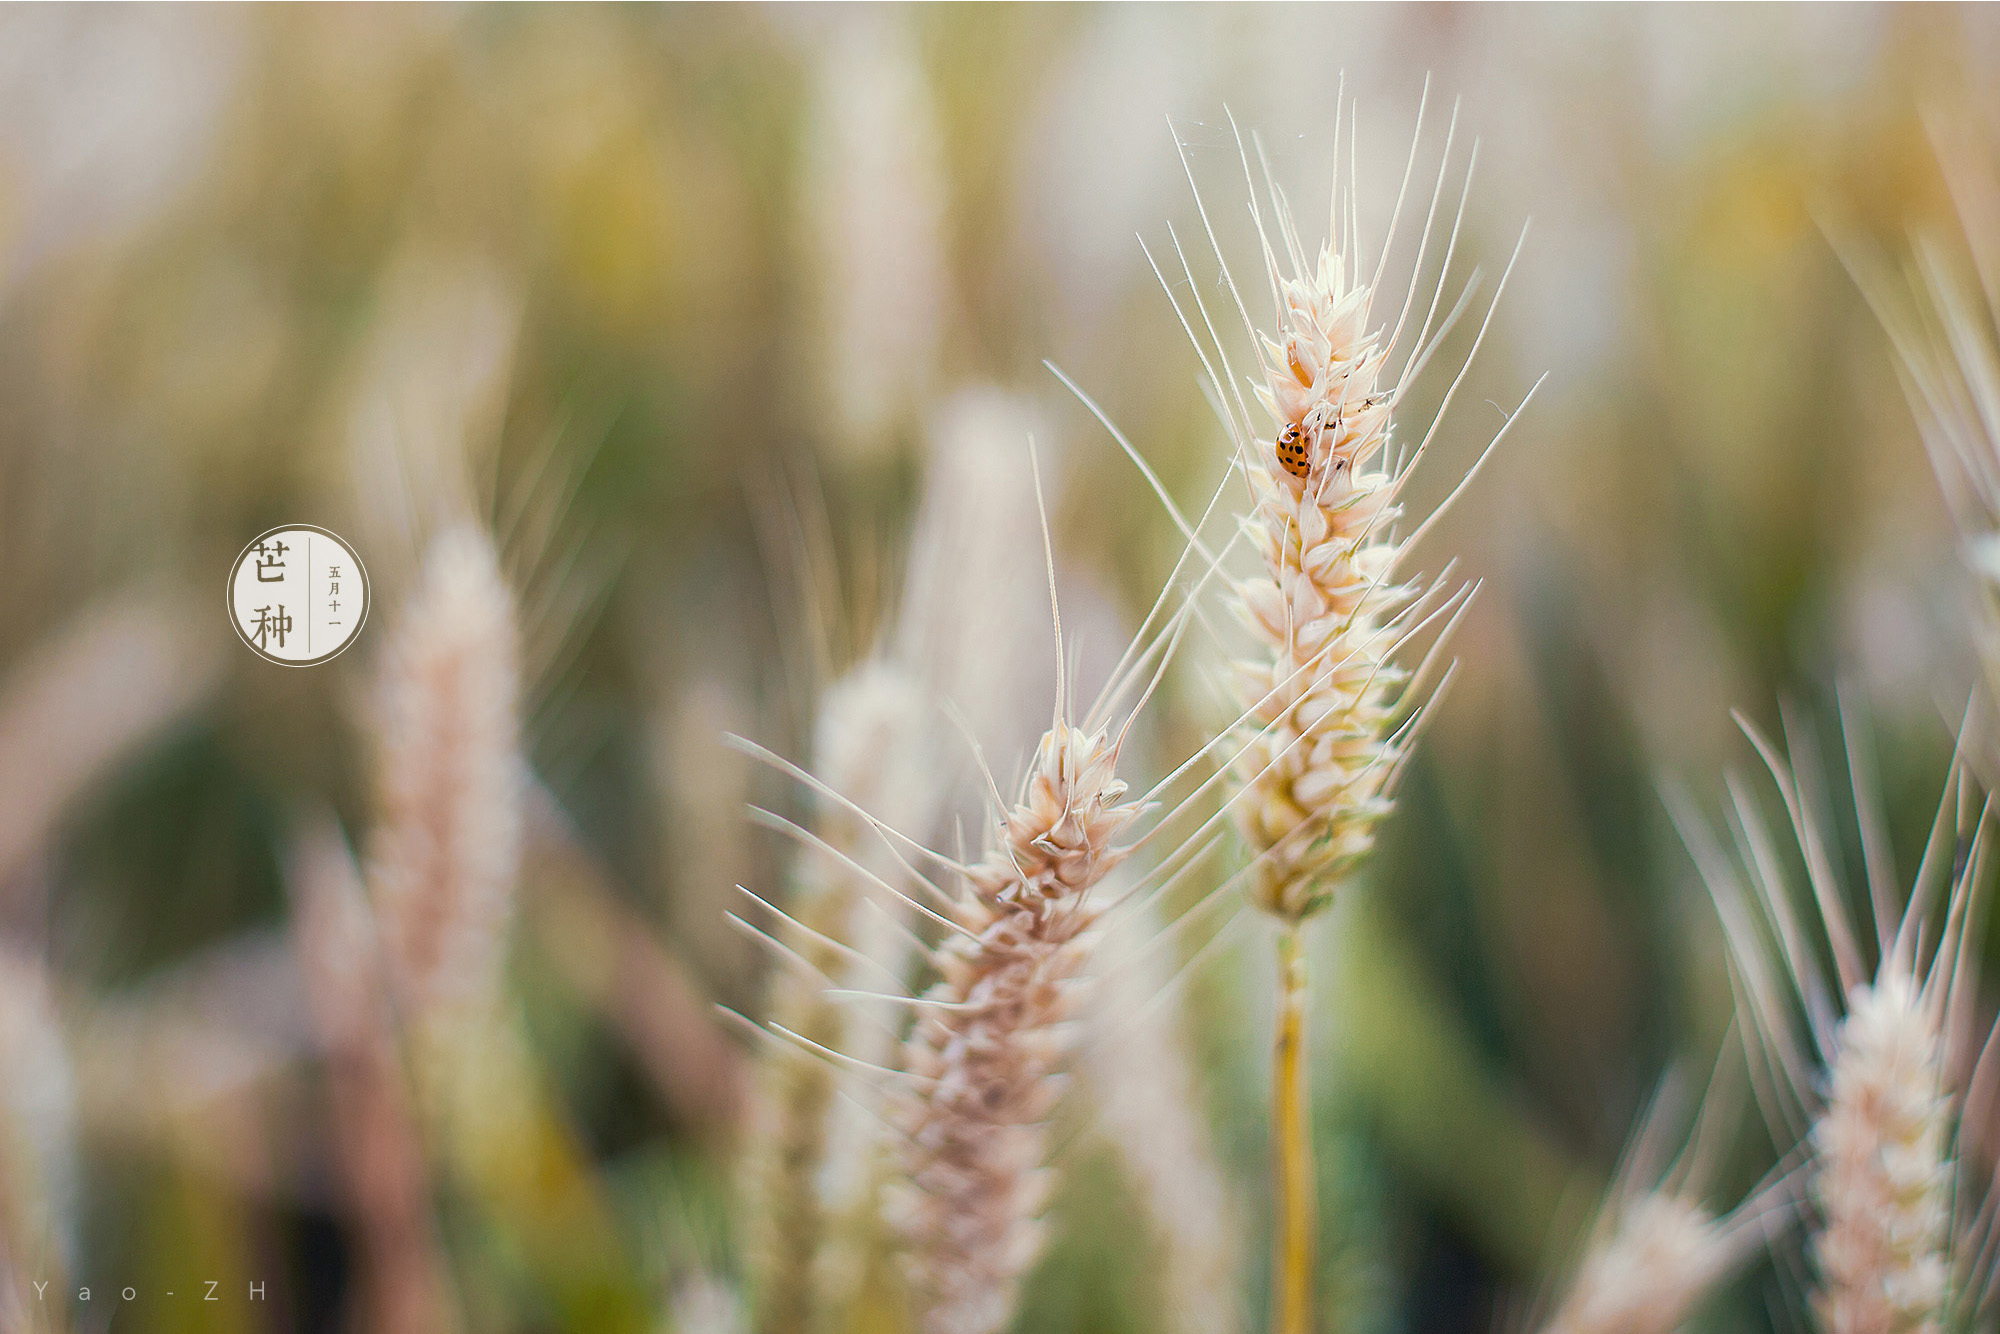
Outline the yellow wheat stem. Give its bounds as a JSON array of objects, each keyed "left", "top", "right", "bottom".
[
  {"left": 1272, "top": 924, "right": 1314, "bottom": 1334},
  {"left": 1206, "top": 129, "right": 1485, "bottom": 1333}
]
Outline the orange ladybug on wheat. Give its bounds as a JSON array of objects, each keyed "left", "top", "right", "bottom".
[{"left": 1275, "top": 421, "right": 1311, "bottom": 479}]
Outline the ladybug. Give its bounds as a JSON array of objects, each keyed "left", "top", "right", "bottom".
[{"left": 1275, "top": 421, "right": 1312, "bottom": 480}]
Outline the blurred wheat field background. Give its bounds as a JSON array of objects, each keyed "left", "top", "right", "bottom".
[{"left": 3, "top": 4, "right": 2000, "bottom": 1333}]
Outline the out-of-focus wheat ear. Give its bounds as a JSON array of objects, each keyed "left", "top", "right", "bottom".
[
  {"left": 796, "top": 8, "right": 948, "bottom": 464},
  {"left": 365, "top": 524, "right": 524, "bottom": 1023},
  {"left": 1680, "top": 709, "right": 2000, "bottom": 1331},
  {"left": 673, "top": 1271, "right": 748, "bottom": 1334},
  {"left": 898, "top": 388, "right": 1065, "bottom": 801},
  {"left": 0, "top": 947, "right": 74, "bottom": 1330},
  {"left": 1812, "top": 968, "right": 1954, "bottom": 1334},
  {"left": 747, "top": 661, "right": 941, "bottom": 1334},
  {"left": 1539, "top": 1189, "right": 1787, "bottom": 1334},
  {"left": 1837, "top": 129, "right": 2000, "bottom": 764},
  {"left": 1534, "top": 1063, "right": 1796, "bottom": 1334},
  {"left": 288, "top": 814, "right": 460, "bottom": 1334},
  {"left": 343, "top": 252, "right": 521, "bottom": 592}
]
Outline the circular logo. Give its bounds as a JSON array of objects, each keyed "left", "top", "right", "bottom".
[{"left": 227, "top": 525, "right": 370, "bottom": 666}]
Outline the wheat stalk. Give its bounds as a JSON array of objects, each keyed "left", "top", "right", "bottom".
[
  {"left": 1157, "top": 98, "right": 1530, "bottom": 1333},
  {"left": 892, "top": 720, "right": 1142, "bottom": 1334},
  {"left": 289, "top": 816, "right": 459, "bottom": 1334}
]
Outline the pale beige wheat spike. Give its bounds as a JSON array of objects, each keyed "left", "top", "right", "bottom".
[
  {"left": 1541, "top": 1195, "right": 1750, "bottom": 1334},
  {"left": 366, "top": 524, "right": 524, "bottom": 1020},
  {"left": 1172, "top": 104, "right": 1530, "bottom": 1334},
  {"left": 289, "top": 816, "right": 459, "bottom": 1334},
  {"left": 1221, "top": 160, "right": 1491, "bottom": 927},
  {"left": 1813, "top": 971, "right": 1952, "bottom": 1334},
  {"left": 893, "top": 720, "right": 1143, "bottom": 1334},
  {"left": 1673, "top": 711, "right": 1998, "bottom": 1333},
  {"left": 0, "top": 592, "right": 223, "bottom": 896},
  {"left": 796, "top": 8, "right": 948, "bottom": 463},
  {"left": 751, "top": 660, "right": 937, "bottom": 1334}
]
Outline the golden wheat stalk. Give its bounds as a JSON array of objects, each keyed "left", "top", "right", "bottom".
[{"left": 1143, "top": 94, "right": 1535, "bottom": 1333}]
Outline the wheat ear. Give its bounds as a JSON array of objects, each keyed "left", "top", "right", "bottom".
[
  {"left": 1845, "top": 125, "right": 2000, "bottom": 769},
  {"left": 753, "top": 661, "right": 934, "bottom": 1334},
  {"left": 1674, "top": 709, "right": 1999, "bottom": 1333},
  {"left": 893, "top": 720, "right": 1142, "bottom": 1334},
  {"left": 364, "top": 525, "right": 647, "bottom": 1325},
  {"left": 1542, "top": 1195, "right": 1750, "bottom": 1334},
  {"left": 1537, "top": 1069, "right": 1793, "bottom": 1334},
  {"left": 1813, "top": 970, "right": 1953, "bottom": 1334},
  {"left": 1173, "top": 102, "right": 1525, "bottom": 1333},
  {"left": 366, "top": 524, "right": 523, "bottom": 1020}
]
